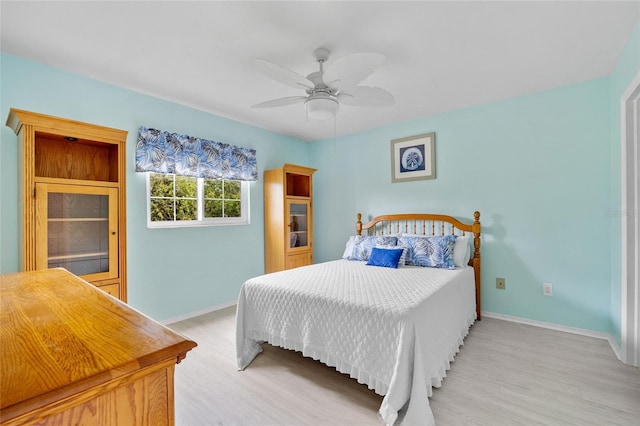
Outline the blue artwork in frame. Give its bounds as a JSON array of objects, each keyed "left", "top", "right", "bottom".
[
  {"left": 391, "top": 132, "right": 435, "bottom": 182},
  {"left": 399, "top": 144, "right": 426, "bottom": 173}
]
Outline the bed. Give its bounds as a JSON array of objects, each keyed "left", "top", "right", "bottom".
[{"left": 236, "top": 212, "right": 481, "bottom": 425}]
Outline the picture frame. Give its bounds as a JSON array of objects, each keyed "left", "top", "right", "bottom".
[{"left": 390, "top": 132, "right": 435, "bottom": 183}]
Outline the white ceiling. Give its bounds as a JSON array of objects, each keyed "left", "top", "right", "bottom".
[{"left": 1, "top": 1, "right": 638, "bottom": 141}]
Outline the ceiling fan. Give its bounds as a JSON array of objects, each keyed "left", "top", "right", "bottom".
[{"left": 251, "top": 48, "right": 395, "bottom": 120}]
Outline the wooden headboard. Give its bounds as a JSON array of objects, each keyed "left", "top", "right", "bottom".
[{"left": 355, "top": 212, "right": 482, "bottom": 320}]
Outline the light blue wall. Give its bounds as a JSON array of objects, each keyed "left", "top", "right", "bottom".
[
  {"left": 311, "top": 78, "right": 613, "bottom": 333},
  {"left": 1, "top": 18, "right": 637, "bottom": 334},
  {"left": 608, "top": 22, "right": 640, "bottom": 345},
  {"left": 0, "top": 53, "right": 310, "bottom": 321}
]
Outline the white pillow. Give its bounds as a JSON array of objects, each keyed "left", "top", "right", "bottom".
[
  {"left": 342, "top": 236, "right": 356, "bottom": 259},
  {"left": 453, "top": 235, "right": 471, "bottom": 267}
]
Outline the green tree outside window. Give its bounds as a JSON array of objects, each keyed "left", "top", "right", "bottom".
[{"left": 149, "top": 173, "right": 244, "bottom": 223}]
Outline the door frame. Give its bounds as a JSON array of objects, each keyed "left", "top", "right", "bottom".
[{"left": 620, "top": 69, "right": 640, "bottom": 367}]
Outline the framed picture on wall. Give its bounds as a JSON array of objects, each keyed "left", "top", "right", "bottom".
[{"left": 390, "top": 132, "right": 435, "bottom": 183}]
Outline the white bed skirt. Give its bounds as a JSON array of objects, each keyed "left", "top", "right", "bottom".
[{"left": 236, "top": 260, "right": 476, "bottom": 425}]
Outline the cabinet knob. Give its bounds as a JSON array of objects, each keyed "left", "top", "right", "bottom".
[{"left": 112, "top": 232, "right": 116, "bottom": 235}]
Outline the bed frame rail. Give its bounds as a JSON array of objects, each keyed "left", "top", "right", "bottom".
[{"left": 356, "top": 212, "right": 482, "bottom": 320}]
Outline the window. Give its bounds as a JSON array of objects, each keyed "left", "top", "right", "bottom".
[{"left": 146, "top": 172, "right": 249, "bottom": 228}]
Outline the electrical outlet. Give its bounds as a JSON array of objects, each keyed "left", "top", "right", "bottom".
[
  {"left": 543, "top": 283, "right": 553, "bottom": 296},
  {"left": 496, "top": 277, "right": 506, "bottom": 290}
]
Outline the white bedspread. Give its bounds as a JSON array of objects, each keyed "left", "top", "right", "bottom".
[{"left": 236, "top": 259, "right": 476, "bottom": 425}]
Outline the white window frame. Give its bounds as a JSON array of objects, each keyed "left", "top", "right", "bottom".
[{"left": 146, "top": 172, "right": 250, "bottom": 228}]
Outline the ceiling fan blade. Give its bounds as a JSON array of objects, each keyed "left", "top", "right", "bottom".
[
  {"left": 323, "top": 53, "right": 386, "bottom": 90},
  {"left": 254, "top": 59, "right": 314, "bottom": 91},
  {"left": 338, "top": 86, "right": 395, "bottom": 107},
  {"left": 252, "top": 96, "right": 308, "bottom": 108}
]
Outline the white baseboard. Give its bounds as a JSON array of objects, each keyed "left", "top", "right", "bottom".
[
  {"left": 482, "top": 311, "right": 621, "bottom": 359},
  {"left": 607, "top": 335, "right": 622, "bottom": 361},
  {"left": 162, "top": 300, "right": 236, "bottom": 325}
]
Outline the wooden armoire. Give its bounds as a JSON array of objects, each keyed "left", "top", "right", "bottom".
[
  {"left": 263, "top": 163, "right": 316, "bottom": 273},
  {"left": 6, "top": 109, "right": 128, "bottom": 301}
]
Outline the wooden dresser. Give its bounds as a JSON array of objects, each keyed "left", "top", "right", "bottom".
[{"left": 0, "top": 269, "right": 197, "bottom": 425}]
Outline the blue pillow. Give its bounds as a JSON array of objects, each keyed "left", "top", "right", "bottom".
[
  {"left": 366, "top": 247, "right": 404, "bottom": 268},
  {"left": 349, "top": 235, "right": 398, "bottom": 261},
  {"left": 399, "top": 235, "right": 456, "bottom": 269},
  {"left": 377, "top": 244, "right": 407, "bottom": 266}
]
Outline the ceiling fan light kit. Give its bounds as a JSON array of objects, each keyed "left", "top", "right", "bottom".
[
  {"left": 305, "top": 96, "right": 339, "bottom": 121},
  {"left": 252, "top": 48, "right": 394, "bottom": 121}
]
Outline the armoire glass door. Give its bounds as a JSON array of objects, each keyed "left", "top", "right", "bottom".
[
  {"left": 287, "top": 200, "right": 310, "bottom": 250},
  {"left": 35, "top": 183, "right": 118, "bottom": 281}
]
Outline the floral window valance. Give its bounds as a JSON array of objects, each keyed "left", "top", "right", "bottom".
[{"left": 135, "top": 126, "right": 257, "bottom": 181}]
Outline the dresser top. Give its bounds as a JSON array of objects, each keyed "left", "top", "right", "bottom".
[{"left": 0, "top": 268, "right": 197, "bottom": 422}]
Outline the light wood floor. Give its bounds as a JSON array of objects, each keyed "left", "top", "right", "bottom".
[{"left": 169, "top": 306, "right": 640, "bottom": 426}]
